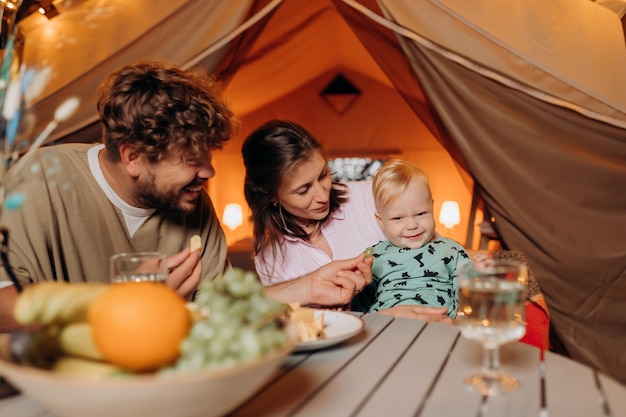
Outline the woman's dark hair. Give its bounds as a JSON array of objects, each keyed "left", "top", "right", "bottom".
[{"left": 242, "top": 120, "right": 348, "bottom": 260}]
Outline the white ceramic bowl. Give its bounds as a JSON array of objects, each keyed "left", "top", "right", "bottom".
[{"left": 0, "top": 341, "right": 294, "bottom": 417}]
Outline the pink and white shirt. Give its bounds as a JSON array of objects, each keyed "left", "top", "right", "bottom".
[{"left": 255, "top": 181, "right": 386, "bottom": 285}]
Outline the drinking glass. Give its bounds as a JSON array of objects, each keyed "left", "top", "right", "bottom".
[
  {"left": 457, "top": 257, "right": 528, "bottom": 395},
  {"left": 110, "top": 252, "right": 168, "bottom": 283}
]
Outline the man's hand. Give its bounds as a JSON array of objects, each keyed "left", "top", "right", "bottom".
[
  {"left": 0, "top": 285, "right": 21, "bottom": 332},
  {"left": 166, "top": 248, "right": 202, "bottom": 300}
]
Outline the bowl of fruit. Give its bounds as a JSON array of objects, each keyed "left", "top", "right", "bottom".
[{"left": 0, "top": 268, "right": 295, "bottom": 417}]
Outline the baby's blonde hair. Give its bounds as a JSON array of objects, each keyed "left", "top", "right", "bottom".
[{"left": 372, "top": 159, "right": 432, "bottom": 209}]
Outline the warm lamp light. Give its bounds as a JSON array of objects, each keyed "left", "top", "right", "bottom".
[
  {"left": 439, "top": 200, "right": 461, "bottom": 228},
  {"left": 222, "top": 203, "right": 243, "bottom": 230}
]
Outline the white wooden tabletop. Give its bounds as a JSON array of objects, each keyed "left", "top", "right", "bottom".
[
  {"left": 230, "top": 313, "right": 626, "bottom": 417},
  {"left": 2, "top": 313, "right": 625, "bottom": 417}
]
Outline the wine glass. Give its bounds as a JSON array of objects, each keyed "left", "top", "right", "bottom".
[{"left": 457, "top": 257, "right": 528, "bottom": 395}]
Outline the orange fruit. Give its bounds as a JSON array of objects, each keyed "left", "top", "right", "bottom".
[{"left": 88, "top": 282, "right": 191, "bottom": 372}]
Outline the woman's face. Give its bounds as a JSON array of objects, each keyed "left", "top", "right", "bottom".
[{"left": 277, "top": 151, "right": 332, "bottom": 224}]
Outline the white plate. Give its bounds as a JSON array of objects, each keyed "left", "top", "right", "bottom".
[{"left": 294, "top": 310, "right": 364, "bottom": 352}]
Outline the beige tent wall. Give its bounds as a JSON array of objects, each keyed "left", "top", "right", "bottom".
[{"left": 337, "top": 0, "right": 626, "bottom": 382}]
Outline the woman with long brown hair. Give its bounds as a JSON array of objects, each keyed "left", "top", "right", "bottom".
[{"left": 242, "top": 120, "right": 451, "bottom": 321}]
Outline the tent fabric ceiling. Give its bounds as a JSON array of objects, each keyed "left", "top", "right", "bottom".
[
  {"left": 16, "top": 0, "right": 255, "bottom": 145},
  {"left": 223, "top": 0, "right": 394, "bottom": 117},
  {"left": 220, "top": 0, "right": 443, "bottom": 156},
  {"left": 374, "top": 0, "right": 626, "bottom": 120},
  {"left": 14, "top": 0, "right": 626, "bottom": 146},
  {"left": 6, "top": 0, "right": 626, "bottom": 382}
]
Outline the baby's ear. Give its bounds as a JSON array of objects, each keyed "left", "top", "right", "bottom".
[{"left": 374, "top": 211, "right": 383, "bottom": 225}]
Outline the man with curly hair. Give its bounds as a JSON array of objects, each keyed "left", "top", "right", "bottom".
[{"left": 0, "top": 61, "right": 234, "bottom": 331}]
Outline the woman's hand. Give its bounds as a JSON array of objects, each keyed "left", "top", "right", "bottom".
[
  {"left": 329, "top": 253, "right": 373, "bottom": 299},
  {"left": 377, "top": 305, "right": 454, "bottom": 324},
  {"left": 308, "top": 254, "right": 372, "bottom": 307},
  {"left": 165, "top": 247, "right": 202, "bottom": 300},
  {"left": 264, "top": 253, "right": 373, "bottom": 307}
]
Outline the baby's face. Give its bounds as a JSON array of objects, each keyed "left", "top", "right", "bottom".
[{"left": 375, "top": 178, "right": 435, "bottom": 249}]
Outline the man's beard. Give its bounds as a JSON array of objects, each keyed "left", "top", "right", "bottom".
[{"left": 134, "top": 174, "right": 199, "bottom": 216}]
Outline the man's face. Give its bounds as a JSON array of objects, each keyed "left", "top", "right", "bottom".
[{"left": 133, "top": 151, "right": 215, "bottom": 215}]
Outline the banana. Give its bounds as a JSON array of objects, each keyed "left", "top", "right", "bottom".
[
  {"left": 52, "top": 356, "right": 125, "bottom": 381},
  {"left": 10, "top": 283, "right": 114, "bottom": 371},
  {"left": 13, "top": 282, "right": 110, "bottom": 326},
  {"left": 58, "top": 322, "right": 103, "bottom": 361}
]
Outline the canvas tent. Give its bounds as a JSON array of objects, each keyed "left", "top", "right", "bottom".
[{"left": 5, "top": 0, "right": 626, "bottom": 383}]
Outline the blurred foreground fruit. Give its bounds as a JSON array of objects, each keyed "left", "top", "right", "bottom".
[
  {"left": 10, "top": 283, "right": 109, "bottom": 368},
  {"left": 51, "top": 356, "right": 124, "bottom": 381},
  {"left": 88, "top": 282, "right": 192, "bottom": 372},
  {"left": 58, "top": 322, "right": 103, "bottom": 361},
  {"left": 164, "top": 268, "right": 291, "bottom": 375},
  {"left": 13, "top": 282, "right": 109, "bottom": 326}
]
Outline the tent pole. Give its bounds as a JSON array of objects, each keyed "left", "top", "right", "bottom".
[{"left": 465, "top": 185, "right": 479, "bottom": 249}]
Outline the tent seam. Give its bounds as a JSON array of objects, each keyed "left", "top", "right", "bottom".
[{"left": 183, "top": 0, "right": 284, "bottom": 70}]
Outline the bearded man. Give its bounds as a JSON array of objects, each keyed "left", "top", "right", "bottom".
[{"left": 0, "top": 61, "right": 234, "bottom": 331}]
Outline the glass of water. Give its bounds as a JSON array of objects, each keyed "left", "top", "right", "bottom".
[
  {"left": 457, "top": 258, "right": 528, "bottom": 395},
  {"left": 110, "top": 252, "right": 168, "bottom": 284}
]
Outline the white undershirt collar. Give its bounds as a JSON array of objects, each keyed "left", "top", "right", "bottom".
[{"left": 87, "top": 144, "right": 155, "bottom": 237}]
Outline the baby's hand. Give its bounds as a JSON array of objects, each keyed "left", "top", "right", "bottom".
[{"left": 472, "top": 253, "right": 493, "bottom": 271}]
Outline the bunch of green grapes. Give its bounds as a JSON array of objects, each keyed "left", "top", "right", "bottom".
[{"left": 162, "top": 268, "right": 290, "bottom": 375}]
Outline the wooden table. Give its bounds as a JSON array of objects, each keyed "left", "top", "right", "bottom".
[{"left": 2, "top": 313, "right": 626, "bottom": 417}]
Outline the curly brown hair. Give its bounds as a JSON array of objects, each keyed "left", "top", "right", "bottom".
[{"left": 97, "top": 61, "right": 235, "bottom": 164}]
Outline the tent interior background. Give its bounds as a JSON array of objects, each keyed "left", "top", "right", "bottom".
[{"left": 4, "top": 0, "right": 626, "bottom": 383}]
